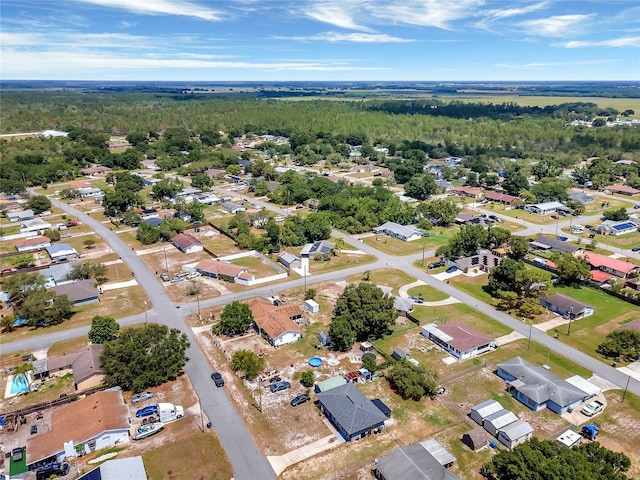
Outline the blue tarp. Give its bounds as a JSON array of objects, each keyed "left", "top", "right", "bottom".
[{"left": 13, "top": 318, "right": 27, "bottom": 327}]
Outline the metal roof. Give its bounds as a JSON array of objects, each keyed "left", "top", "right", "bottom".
[
  {"left": 376, "top": 444, "right": 460, "bottom": 480},
  {"left": 499, "top": 420, "right": 533, "bottom": 440},
  {"left": 420, "top": 439, "right": 456, "bottom": 467},
  {"left": 470, "top": 399, "right": 503, "bottom": 418}
]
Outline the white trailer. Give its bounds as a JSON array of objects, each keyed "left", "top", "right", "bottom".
[{"left": 157, "top": 403, "right": 185, "bottom": 423}]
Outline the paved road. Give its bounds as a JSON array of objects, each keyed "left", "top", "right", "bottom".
[{"left": 49, "top": 198, "right": 276, "bottom": 480}]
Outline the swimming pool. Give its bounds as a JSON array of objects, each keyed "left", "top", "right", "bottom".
[{"left": 9, "top": 374, "right": 30, "bottom": 395}]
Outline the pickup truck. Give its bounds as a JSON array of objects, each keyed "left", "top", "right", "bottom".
[{"left": 581, "top": 400, "right": 604, "bottom": 417}]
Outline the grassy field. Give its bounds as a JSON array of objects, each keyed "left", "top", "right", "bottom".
[
  {"left": 362, "top": 227, "right": 458, "bottom": 255},
  {"left": 410, "top": 303, "right": 512, "bottom": 337},
  {"left": 407, "top": 284, "right": 449, "bottom": 302},
  {"left": 346, "top": 268, "right": 416, "bottom": 295},
  {"left": 447, "top": 95, "right": 640, "bottom": 113},
  {"left": 307, "top": 252, "right": 377, "bottom": 275}
]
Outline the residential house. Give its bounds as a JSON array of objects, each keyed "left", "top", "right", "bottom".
[
  {"left": 375, "top": 443, "right": 460, "bottom": 480},
  {"left": 540, "top": 293, "right": 594, "bottom": 319},
  {"left": 67, "top": 180, "right": 91, "bottom": 189},
  {"left": 1, "top": 201, "right": 23, "bottom": 212},
  {"left": 140, "top": 208, "right": 160, "bottom": 220},
  {"left": 78, "top": 456, "right": 147, "bottom": 480},
  {"left": 300, "top": 240, "right": 334, "bottom": 264},
  {"left": 34, "top": 344, "right": 104, "bottom": 390},
  {"left": 20, "top": 218, "right": 52, "bottom": 234},
  {"left": 454, "top": 251, "right": 502, "bottom": 273},
  {"left": 175, "top": 187, "right": 202, "bottom": 202},
  {"left": 529, "top": 236, "right": 583, "bottom": 256},
  {"left": 7, "top": 209, "right": 34, "bottom": 222},
  {"left": 77, "top": 187, "right": 103, "bottom": 198},
  {"left": 142, "top": 217, "right": 162, "bottom": 227},
  {"left": 452, "top": 186, "right": 484, "bottom": 199},
  {"left": 497, "top": 420, "right": 533, "bottom": 449},
  {"left": 15, "top": 235, "right": 51, "bottom": 252},
  {"left": 221, "top": 201, "right": 246, "bottom": 214},
  {"left": 422, "top": 321, "right": 497, "bottom": 360},
  {"left": 26, "top": 390, "right": 130, "bottom": 468},
  {"left": 598, "top": 219, "right": 639, "bottom": 236},
  {"left": 316, "top": 383, "right": 388, "bottom": 441},
  {"left": 205, "top": 168, "right": 225, "bottom": 179},
  {"left": 483, "top": 409, "right": 518, "bottom": 436},
  {"left": 373, "top": 222, "right": 422, "bottom": 242},
  {"left": 470, "top": 399, "right": 503, "bottom": 425},
  {"left": 580, "top": 251, "right": 639, "bottom": 278},
  {"left": 171, "top": 233, "right": 203, "bottom": 254},
  {"left": 82, "top": 165, "right": 112, "bottom": 175},
  {"left": 607, "top": 184, "right": 640, "bottom": 196},
  {"left": 195, "top": 259, "right": 248, "bottom": 282},
  {"left": 194, "top": 193, "right": 221, "bottom": 205},
  {"left": 421, "top": 439, "right": 456, "bottom": 468},
  {"left": 524, "top": 201, "right": 566, "bottom": 215},
  {"left": 485, "top": 192, "right": 517, "bottom": 205},
  {"left": 462, "top": 427, "right": 490, "bottom": 451},
  {"left": 278, "top": 252, "right": 301, "bottom": 269},
  {"left": 497, "top": 357, "right": 587, "bottom": 413},
  {"left": 46, "top": 243, "right": 78, "bottom": 262},
  {"left": 52, "top": 279, "right": 100, "bottom": 306},
  {"left": 377, "top": 169, "right": 394, "bottom": 179},
  {"left": 565, "top": 375, "right": 602, "bottom": 399},
  {"left": 568, "top": 193, "right": 595, "bottom": 205},
  {"left": 436, "top": 179, "right": 454, "bottom": 191},
  {"left": 248, "top": 297, "right": 304, "bottom": 346}
]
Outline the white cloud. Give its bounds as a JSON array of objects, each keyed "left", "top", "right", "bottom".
[
  {"left": 561, "top": 36, "right": 640, "bottom": 48},
  {"left": 519, "top": 14, "right": 593, "bottom": 37},
  {"left": 370, "top": 0, "right": 485, "bottom": 30},
  {"left": 274, "top": 31, "right": 413, "bottom": 43},
  {"left": 495, "top": 59, "right": 613, "bottom": 69},
  {"left": 74, "top": 0, "right": 222, "bottom": 21},
  {"left": 304, "top": 2, "right": 370, "bottom": 31},
  {"left": 487, "top": 1, "right": 550, "bottom": 19}
]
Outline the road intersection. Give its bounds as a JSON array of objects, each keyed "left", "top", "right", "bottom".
[{"left": 4, "top": 189, "right": 639, "bottom": 479}]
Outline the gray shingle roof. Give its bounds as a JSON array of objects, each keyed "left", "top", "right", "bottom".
[
  {"left": 498, "top": 357, "right": 586, "bottom": 407},
  {"left": 376, "top": 444, "right": 460, "bottom": 480},
  {"left": 316, "top": 383, "right": 387, "bottom": 437},
  {"left": 533, "top": 236, "right": 581, "bottom": 254}
]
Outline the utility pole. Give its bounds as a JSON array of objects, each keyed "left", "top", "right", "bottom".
[
  {"left": 143, "top": 300, "right": 149, "bottom": 325},
  {"left": 196, "top": 286, "right": 202, "bottom": 322},
  {"left": 421, "top": 242, "right": 425, "bottom": 267},
  {"left": 567, "top": 305, "right": 574, "bottom": 336},
  {"left": 304, "top": 265, "right": 307, "bottom": 297},
  {"left": 163, "top": 247, "right": 169, "bottom": 273},
  {"left": 622, "top": 375, "right": 631, "bottom": 403}
]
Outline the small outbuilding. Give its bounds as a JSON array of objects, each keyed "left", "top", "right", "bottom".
[
  {"left": 556, "top": 429, "right": 583, "bottom": 448},
  {"left": 171, "top": 233, "right": 203, "bottom": 254},
  {"left": 462, "top": 427, "right": 490, "bottom": 451},
  {"left": 470, "top": 399, "right": 503, "bottom": 426},
  {"left": 304, "top": 299, "right": 319, "bottom": 314},
  {"left": 46, "top": 243, "right": 78, "bottom": 262},
  {"left": 497, "top": 420, "right": 533, "bottom": 449},
  {"left": 483, "top": 409, "right": 518, "bottom": 436},
  {"left": 391, "top": 346, "right": 410, "bottom": 361},
  {"left": 278, "top": 252, "right": 301, "bottom": 269}
]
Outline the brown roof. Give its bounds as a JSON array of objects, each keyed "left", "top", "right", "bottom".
[
  {"left": 82, "top": 166, "right": 112, "bottom": 174},
  {"left": 68, "top": 180, "right": 91, "bottom": 189},
  {"left": 46, "top": 344, "right": 104, "bottom": 384},
  {"left": 51, "top": 279, "right": 99, "bottom": 303},
  {"left": 248, "top": 298, "right": 302, "bottom": 341},
  {"left": 171, "top": 233, "right": 202, "bottom": 249},
  {"left": 609, "top": 184, "right": 640, "bottom": 195},
  {"left": 485, "top": 192, "right": 517, "bottom": 203},
  {"left": 436, "top": 321, "right": 493, "bottom": 352},
  {"left": 237, "top": 271, "right": 254, "bottom": 281},
  {"left": 27, "top": 390, "right": 129, "bottom": 464},
  {"left": 196, "top": 259, "right": 246, "bottom": 278},
  {"left": 452, "top": 186, "right": 484, "bottom": 196},
  {"left": 15, "top": 236, "right": 51, "bottom": 247}
]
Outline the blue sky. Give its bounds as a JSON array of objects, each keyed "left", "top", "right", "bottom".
[{"left": 1, "top": 0, "right": 639, "bottom": 81}]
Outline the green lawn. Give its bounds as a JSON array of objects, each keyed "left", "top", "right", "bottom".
[
  {"left": 407, "top": 284, "right": 449, "bottom": 302},
  {"left": 496, "top": 206, "right": 557, "bottom": 225},
  {"left": 362, "top": 226, "right": 459, "bottom": 255},
  {"left": 346, "top": 268, "right": 416, "bottom": 295},
  {"left": 411, "top": 303, "right": 512, "bottom": 338},
  {"left": 449, "top": 274, "right": 494, "bottom": 305}
]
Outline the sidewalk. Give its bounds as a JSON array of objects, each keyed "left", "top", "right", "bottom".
[
  {"left": 267, "top": 430, "right": 345, "bottom": 475},
  {"left": 101, "top": 279, "right": 138, "bottom": 291}
]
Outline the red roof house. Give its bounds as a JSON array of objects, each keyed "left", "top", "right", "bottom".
[
  {"left": 422, "top": 321, "right": 496, "bottom": 360},
  {"left": 580, "top": 252, "right": 638, "bottom": 278}
]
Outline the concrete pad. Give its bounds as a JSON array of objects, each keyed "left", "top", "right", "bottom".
[
  {"left": 442, "top": 356, "right": 457, "bottom": 365},
  {"left": 101, "top": 279, "right": 138, "bottom": 291},
  {"left": 432, "top": 270, "right": 463, "bottom": 281},
  {"left": 588, "top": 375, "right": 620, "bottom": 392},
  {"left": 495, "top": 331, "right": 526, "bottom": 346},
  {"left": 398, "top": 280, "right": 426, "bottom": 298},
  {"left": 417, "top": 297, "right": 461, "bottom": 307},
  {"left": 267, "top": 433, "right": 344, "bottom": 475},
  {"left": 533, "top": 316, "right": 569, "bottom": 332},
  {"left": 626, "top": 361, "right": 640, "bottom": 374}
]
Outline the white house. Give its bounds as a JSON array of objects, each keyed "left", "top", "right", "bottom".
[
  {"left": 20, "top": 218, "right": 52, "bottom": 234},
  {"left": 171, "top": 233, "right": 204, "bottom": 254},
  {"left": 15, "top": 235, "right": 51, "bottom": 252},
  {"left": 422, "top": 322, "right": 497, "bottom": 360},
  {"left": 524, "top": 202, "right": 566, "bottom": 215},
  {"left": 372, "top": 222, "right": 422, "bottom": 242},
  {"left": 8, "top": 209, "right": 34, "bottom": 222},
  {"left": 45, "top": 243, "right": 78, "bottom": 261},
  {"left": 221, "top": 201, "right": 246, "bottom": 214}
]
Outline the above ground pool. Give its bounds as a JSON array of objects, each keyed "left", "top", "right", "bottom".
[{"left": 308, "top": 357, "right": 322, "bottom": 367}]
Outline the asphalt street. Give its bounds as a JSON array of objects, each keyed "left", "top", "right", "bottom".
[{"left": 49, "top": 198, "right": 276, "bottom": 480}]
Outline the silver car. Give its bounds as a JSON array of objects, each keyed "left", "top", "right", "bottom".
[{"left": 131, "top": 391, "right": 153, "bottom": 403}]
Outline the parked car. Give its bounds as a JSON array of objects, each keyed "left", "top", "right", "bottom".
[
  {"left": 160, "top": 272, "right": 170, "bottom": 281},
  {"left": 268, "top": 376, "right": 282, "bottom": 384},
  {"left": 557, "top": 236, "right": 568, "bottom": 242},
  {"left": 421, "top": 232, "right": 431, "bottom": 237},
  {"left": 186, "top": 272, "right": 200, "bottom": 280},
  {"left": 211, "top": 372, "right": 224, "bottom": 387},
  {"left": 632, "top": 246, "right": 640, "bottom": 252},
  {"left": 634, "top": 204, "right": 640, "bottom": 209},
  {"left": 170, "top": 276, "right": 184, "bottom": 284},
  {"left": 66, "top": 221, "right": 78, "bottom": 227},
  {"left": 290, "top": 394, "right": 311, "bottom": 406},
  {"left": 488, "top": 214, "right": 502, "bottom": 223},
  {"left": 269, "top": 381, "right": 291, "bottom": 393},
  {"left": 409, "top": 296, "right": 424, "bottom": 304},
  {"left": 581, "top": 400, "right": 604, "bottom": 417},
  {"left": 428, "top": 261, "right": 444, "bottom": 269},
  {"left": 135, "top": 405, "right": 158, "bottom": 418},
  {"left": 131, "top": 391, "right": 153, "bottom": 404},
  {"left": 445, "top": 266, "right": 458, "bottom": 274},
  {"left": 61, "top": 233, "right": 72, "bottom": 238}
]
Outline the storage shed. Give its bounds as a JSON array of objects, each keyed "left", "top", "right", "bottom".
[
  {"left": 462, "top": 427, "right": 490, "bottom": 451},
  {"left": 304, "top": 299, "right": 319, "bottom": 314},
  {"left": 470, "top": 399, "right": 503, "bottom": 426},
  {"left": 557, "top": 429, "right": 583, "bottom": 448},
  {"left": 497, "top": 420, "right": 533, "bottom": 449},
  {"left": 483, "top": 409, "right": 518, "bottom": 436}
]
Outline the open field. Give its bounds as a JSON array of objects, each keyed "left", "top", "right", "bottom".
[
  {"left": 407, "top": 284, "right": 449, "bottom": 302},
  {"left": 346, "top": 268, "right": 415, "bottom": 295},
  {"left": 446, "top": 95, "right": 640, "bottom": 113},
  {"left": 362, "top": 227, "right": 458, "bottom": 255},
  {"left": 307, "top": 252, "right": 377, "bottom": 276}
]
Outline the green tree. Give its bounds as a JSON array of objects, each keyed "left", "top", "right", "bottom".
[
  {"left": 66, "top": 263, "right": 108, "bottom": 285},
  {"left": 191, "top": 173, "right": 212, "bottom": 190},
  {"left": 137, "top": 222, "right": 160, "bottom": 245},
  {"left": 88, "top": 315, "right": 120, "bottom": 343},
  {"left": 480, "top": 438, "right": 631, "bottom": 480},
  {"left": 27, "top": 195, "right": 51, "bottom": 214},
  {"left": 230, "top": 349, "right": 265, "bottom": 380},
  {"left": 10, "top": 253, "right": 35, "bottom": 269},
  {"left": 362, "top": 355, "right": 377, "bottom": 373},
  {"left": 487, "top": 227, "right": 512, "bottom": 248},
  {"left": 83, "top": 238, "right": 97, "bottom": 249},
  {"left": 603, "top": 207, "right": 629, "bottom": 221},
  {"left": 300, "top": 370, "right": 315, "bottom": 387},
  {"left": 596, "top": 329, "right": 640, "bottom": 361},
  {"left": 502, "top": 164, "right": 529, "bottom": 196},
  {"left": 404, "top": 174, "right": 437, "bottom": 200},
  {"left": 488, "top": 258, "right": 526, "bottom": 295},
  {"left": 2, "top": 272, "right": 46, "bottom": 304},
  {"left": 328, "top": 317, "right": 356, "bottom": 351},
  {"left": 101, "top": 324, "right": 189, "bottom": 392},
  {"left": 387, "top": 361, "right": 438, "bottom": 401},
  {"left": 531, "top": 178, "right": 570, "bottom": 203},
  {"left": 552, "top": 253, "right": 592, "bottom": 285},
  {"left": 418, "top": 198, "right": 461, "bottom": 226},
  {"left": 508, "top": 235, "right": 529, "bottom": 260},
  {"left": 333, "top": 282, "right": 396, "bottom": 341},
  {"left": 151, "top": 178, "right": 183, "bottom": 200},
  {"left": 447, "top": 224, "right": 489, "bottom": 258},
  {"left": 44, "top": 228, "right": 61, "bottom": 242},
  {"left": 121, "top": 210, "right": 142, "bottom": 226},
  {"left": 214, "top": 301, "right": 254, "bottom": 336}
]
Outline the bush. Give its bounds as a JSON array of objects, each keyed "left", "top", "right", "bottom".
[
  {"left": 301, "top": 370, "right": 315, "bottom": 387},
  {"left": 387, "top": 361, "right": 438, "bottom": 401}
]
